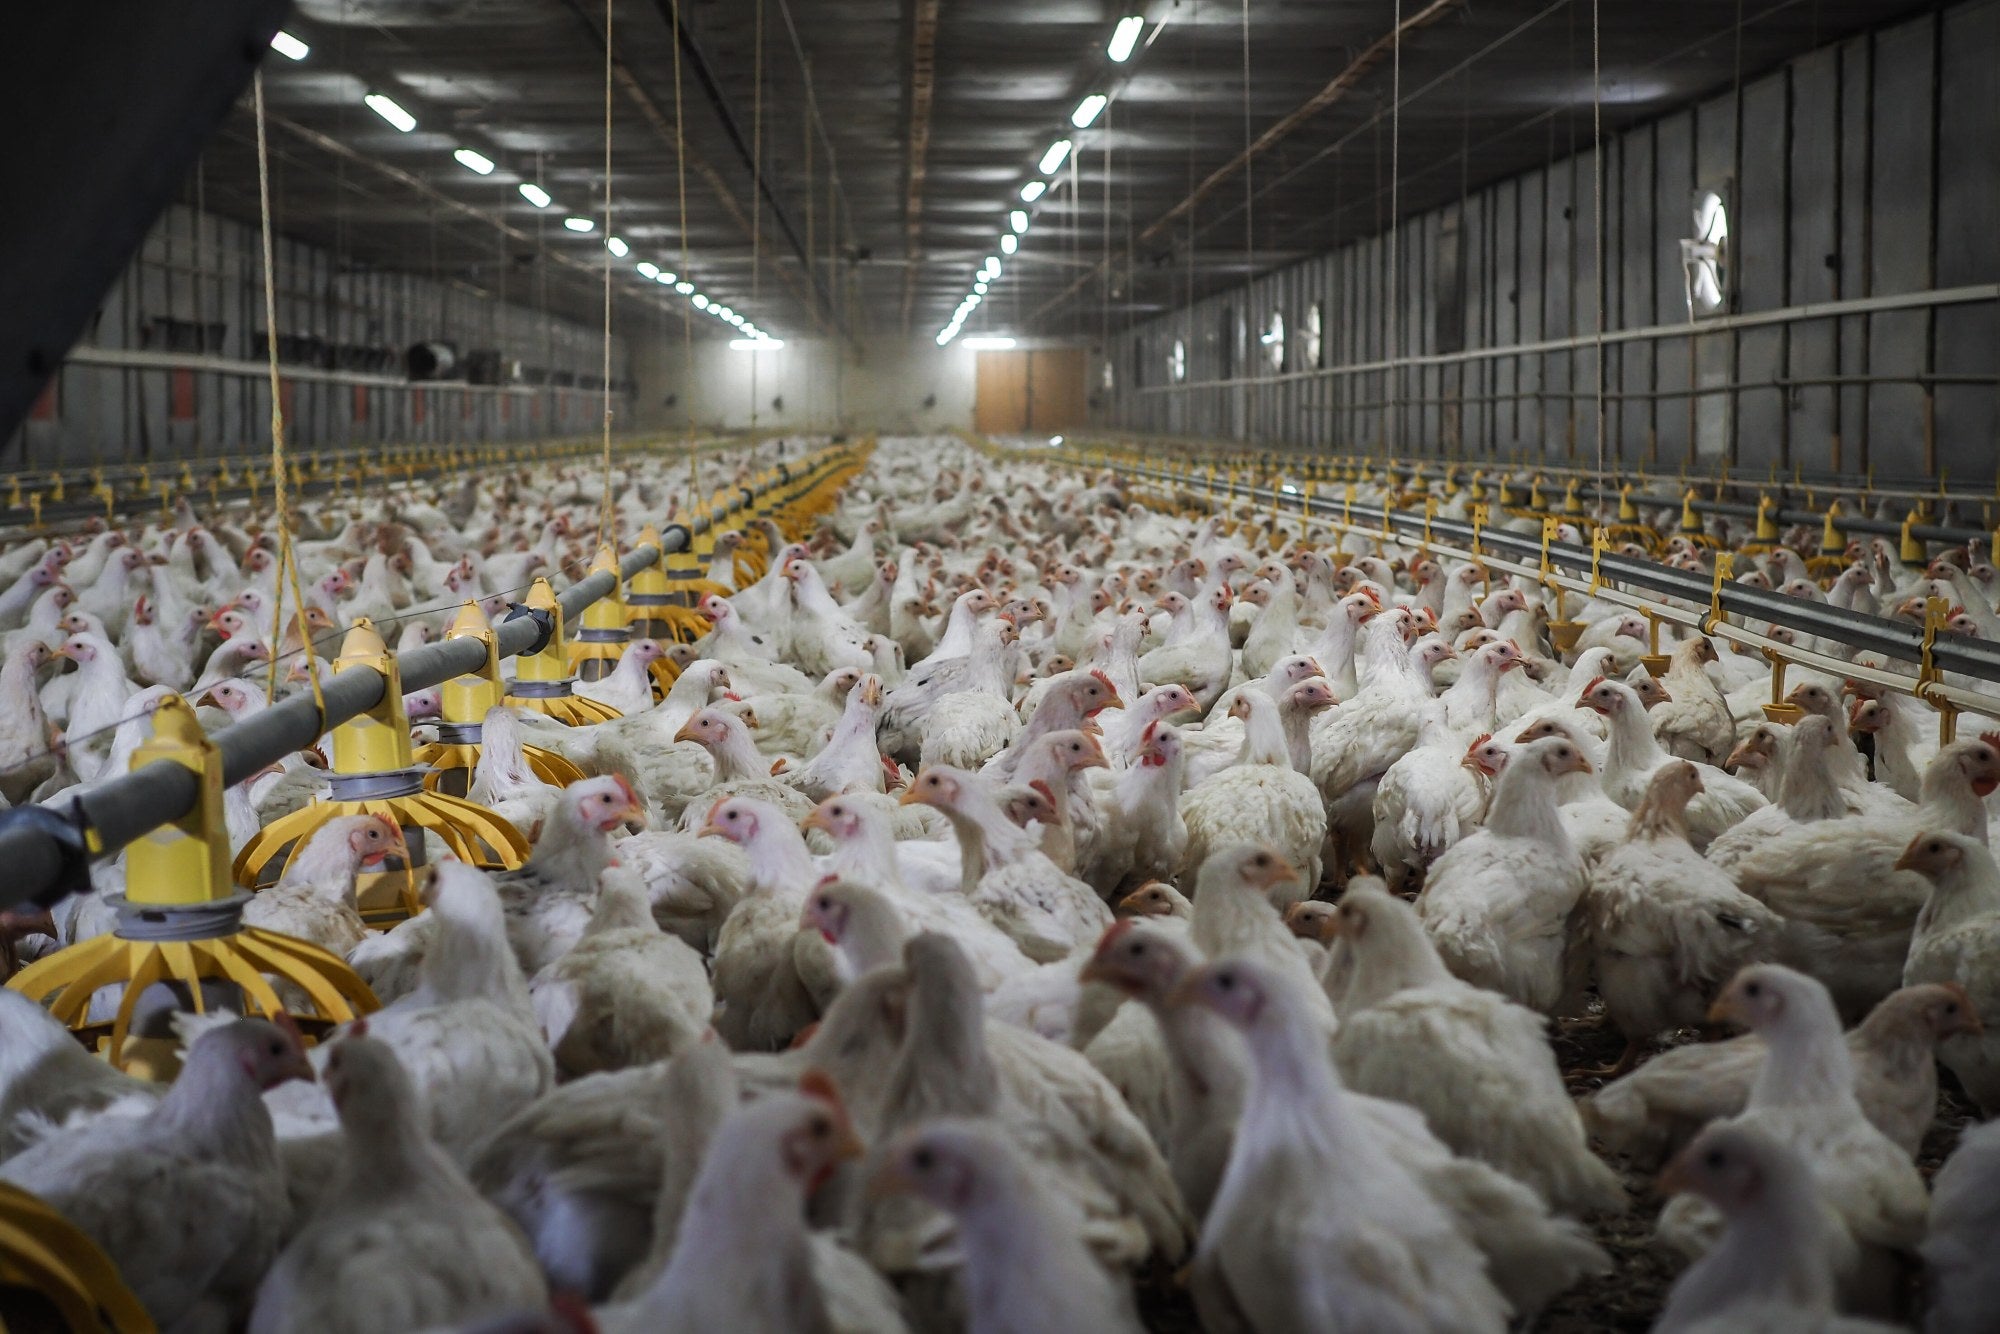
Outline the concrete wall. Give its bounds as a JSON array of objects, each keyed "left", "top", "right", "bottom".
[
  {"left": 1101, "top": 0, "right": 2000, "bottom": 486},
  {"left": 9, "top": 202, "right": 632, "bottom": 468},
  {"left": 633, "top": 335, "right": 978, "bottom": 436}
]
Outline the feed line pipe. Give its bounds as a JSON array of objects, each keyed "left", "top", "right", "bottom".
[{"left": 0, "top": 445, "right": 849, "bottom": 910}]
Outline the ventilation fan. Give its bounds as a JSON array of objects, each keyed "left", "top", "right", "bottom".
[
  {"left": 1262, "top": 311, "right": 1286, "bottom": 371},
  {"left": 1681, "top": 188, "right": 1730, "bottom": 318}
]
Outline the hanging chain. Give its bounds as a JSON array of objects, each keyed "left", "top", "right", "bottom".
[{"left": 599, "top": 0, "right": 617, "bottom": 549}]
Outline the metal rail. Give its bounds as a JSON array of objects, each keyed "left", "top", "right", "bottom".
[
  {"left": 1083, "top": 437, "right": 1996, "bottom": 548},
  {"left": 1087, "top": 456, "right": 2000, "bottom": 689},
  {"left": 0, "top": 442, "right": 853, "bottom": 910}
]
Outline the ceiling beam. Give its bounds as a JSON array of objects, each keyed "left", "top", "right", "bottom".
[
  {"left": 1030, "top": 0, "right": 1463, "bottom": 326},
  {"left": 899, "top": 0, "right": 941, "bottom": 339}
]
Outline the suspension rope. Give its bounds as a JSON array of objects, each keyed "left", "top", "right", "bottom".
[
  {"left": 252, "top": 72, "right": 326, "bottom": 719},
  {"left": 750, "top": 0, "right": 763, "bottom": 435},
  {"left": 1387, "top": 0, "right": 1402, "bottom": 456},
  {"left": 670, "top": 0, "right": 695, "bottom": 494},
  {"left": 599, "top": 0, "right": 617, "bottom": 549},
  {"left": 1591, "top": 0, "right": 1607, "bottom": 511}
]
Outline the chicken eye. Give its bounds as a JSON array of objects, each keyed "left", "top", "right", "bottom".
[
  {"left": 1704, "top": 1150, "right": 1726, "bottom": 1170},
  {"left": 811, "top": 1118, "right": 831, "bottom": 1139},
  {"left": 912, "top": 1148, "right": 935, "bottom": 1171},
  {"left": 1744, "top": 982, "right": 1763, "bottom": 998},
  {"left": 1216, "top": 973, "right": 1236, "bottom": 990}
]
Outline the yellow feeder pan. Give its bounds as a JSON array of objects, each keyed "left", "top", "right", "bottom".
[
  {"left": 569, "top": 544, "right": 630, "bottom": 684},
  {"left": 650, "top": 522, "right": 731, "bottom": 645},
  {"left": 505, "top": 579, "right": 623, "bottom": 726},
  {"left": 236, "top": 619, "right": 530, "bottom": 925},
  {"left": 0, "top": 1182, "right": 154, "bottom": 1333},
  {"left": 414, "top": 601, "right": 586, "bottom": 799},
  {"left": 1900, "top": 508, "right": 1927, "bottom": 565},
  {"left": 8, "top": 696, "right": 377, "bottom": 1065},
  {"left": 1562, "top": 478, "right": 1585, "bottom": 517}
]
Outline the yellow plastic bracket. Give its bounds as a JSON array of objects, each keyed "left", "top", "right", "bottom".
[
  {"left": 1901, "top": 509, "right": 1927, "bottom": 565},
  {"left": 328, "top": 619, "right": 415, "bottom": 774},
  {"left": 1470, "top": 502, "right": 1488, "bottom": 556},
  {"left": 1754, "top": 494, "right": 1779, "bottom": 542},
  {"left": 513, "top": 578, "right": 570, "bottom": 685},
  {"left": 1423, "top": 495, "right": 1438, "bottom": 549},
  {"left": 1539, "top": 516, "right": 1559, "bottom": 581},
  {"left": 124, "top": 695, "right": 230, "bottom": 907},
  {"left": 1589, "top": 527, "right": 1611, "bottom": 596},
  {"left": 1617, "top": 484, "right": 1638, "bottom": 522},
  {"left": 1705, "top": 552, "right": 1735, "bottom": 633},
  {"left": 439, "top": 601, "right": 506, "bottom": 722},
  {"left": 1680, "top": 487, "right": 1704, "bottom": 534},
  {"left": 1820, "top": 501, "right": 1845, "bottom": 556}
]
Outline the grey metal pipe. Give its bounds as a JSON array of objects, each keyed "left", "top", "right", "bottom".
[
  {"left": 0, "top": 445, "right": 845, "bottom": 910},
  {"left": 1113, "top": 461, "right": 2000, "bottom": 685}
]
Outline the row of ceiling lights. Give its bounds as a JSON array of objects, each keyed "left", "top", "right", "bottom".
[
  {"left": 269, "top": 30, "right": 779, "bottom": 347},
  {"left": 935, "top": 14, "right": 1147, "bottom": 348}
]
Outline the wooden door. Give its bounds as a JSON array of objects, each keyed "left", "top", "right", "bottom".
[
  {"left": 1027, "top": 348, "right": 1086, "bottom": 433},
  {"left": 974, "top": 350, "right": 1028, "bottom": 433}
]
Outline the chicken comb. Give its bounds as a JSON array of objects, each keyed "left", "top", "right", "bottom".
[
  {"left": 1094, "top": 918, "right": 1138, "bottom": 953},
  {"left": 1140, "top": 719, "right": 1160, "bottom": 742},
  {"left": 346, "top": 1016, "right": 370, "bottom": 1040},
  {"left": 609, "top": 773, "right": 640, "bottom": 810},
  {"left": 1088, "top": 667, "right": 1118, "bottom": 694},
  {"left": 1464, "top": 731, "right": 1494, "bottom": 757},
  {"left": 1027, "top": 778, "right": 1058, "bottom": 805},
  {"left": 1578, "top": 674, "right": 1609, "bottom": 699},
  {"left": 1979, "top": 731, "right": 2000, "bottom": 753},
  {"left": 798, "top": 1067, "right": 847, "bottom": 1112}
]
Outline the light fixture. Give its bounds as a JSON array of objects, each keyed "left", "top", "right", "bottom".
[
  {"left": 966, "top": 293, "right": 982, "bottom": 307},
  {"left": 730, "top": 338, "right": 784, "bottom": 350},
  {"left": 1020, "top": 180, "right": 1046, "bottom": 202},
  {"left": 659, "top": 271, "right": 677, "bottom": 284},
  {"left": 717, "top": 307, "right": 734, "bottom": 320},
  {"left": 364, "top": 93, "right": 417, "bottom": 133},
  {"left": 518, "top": 182, "right": 552, "bottom": 208},
  {"left": 636, "top": 261, "right": 660, "bottom": 279},
  {"left": 1009, "top": 210, "right": 1029, "bottom": 235},
  {"left": 974, "top": 281, "right": 988, "bottom": 294},
  {"left": 1282, "top": 483, "right": 1300, "bottom": 495},
  {"left": 1001, "top": 234, "right": 1017, "bottom": 255},
  {"left": 453, "top": 147, "right": 495, "bottom": 175},
  {"left": 675, "top": 281, "right": 694, "bottom": 294},
  {"left": 1049, "top": 435, "right": 1065, "bottom": 446},
  {"left": 1107, "top": 14, "right": 1145, "bottom": 62},
  {"left": 692, "top": 294, "right": 710, "bottom": 309},
  {"left": 270, "top": 30, "right": 310, "bottom": 61},
  {"left": 605, "top": 236, "right": 628, "bottom": 257},
  {"left": 964, "top": 335, "right": 1017, "bottom": 350},
  {"left": 1038, "top": 139, "right": 1072, "bottom": 174},
  {"left": 563, "top": 216, "right": 594, "bottom": 232},
  {"left": 986, "top": 257, "right": 1002, "bottom": 279},
  {"left": 1071, "top": 94, "right": 1107, "bottom": 128}
]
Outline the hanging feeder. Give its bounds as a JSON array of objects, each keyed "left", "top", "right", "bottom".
[
  {"left": 414, "top": 601, "right": 585, "bottom": 799},
  {"left": 8, "top": 695, "right": 377, "bottom": 1064},
  {"left": 504, "top": 578, "right": 622, "bottom": 725},
  {"left": 235, "top": 619, "right": 530, "bottom": 924},
  {"left": 569, "top": 544, "right": 631, "bottom": 683},
  {"left": 0, "top": 1182, "right": 153, "bottom": 1333}
]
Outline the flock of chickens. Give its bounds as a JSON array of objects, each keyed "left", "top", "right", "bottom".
[{"left": 2, "top": 433, "right": 2000, "bottom": 1332}]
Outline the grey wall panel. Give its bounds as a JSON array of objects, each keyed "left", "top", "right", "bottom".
[
  {"left": 1866, "top": 15, "right": 1938, "bottom": 468},
  {"left": 1935, "top": 0, "right": 2000, "bottom": 479}
]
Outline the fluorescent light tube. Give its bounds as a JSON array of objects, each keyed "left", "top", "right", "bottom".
[
  {"left": 1108, "top": 15, "right": 1145, "bottom": 62},
  {"left": 563, "top": 217, "right": 594, "bottom": 233},
  {"left": 453, "top": 148, "right": 495, "bottom": 175},
  {"left": 270, "top": 31, "right": 310, "bottom": 61},
  {"left": 1038, "top": 139, "right": 1072, "bottom": 174},
  {"left": 1021, "top": 180, "right": 1046, "bottom": 202},
  {"left": 518, "top": 183, "right": 552, "bottom": 208},
  {"left": 364, "top": 94, "right": 416, "bottom": 133},
  {"left": 1071, "top": 94, "right": 1107, "bottom": 128}
]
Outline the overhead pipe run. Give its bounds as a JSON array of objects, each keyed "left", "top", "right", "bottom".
[
  {"left": 0, "top": 443, "right": 860, "bottom": 914},
  {"left": 1036, "top": 445, "right": 2000, "bottom": 693}
]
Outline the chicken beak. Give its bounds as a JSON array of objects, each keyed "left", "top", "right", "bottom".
[
  {"left": 801, "top": 806, "right": 835, "bottom": 835},
  {"left": 1892, "top": 845, "right": 1923, "bottom": 873},
  {"left": 1723, "top": 739, "right": 1757, "bottom": 770},
  {"left": 1080, "top": 736, "right": 1110, "bottom": 770},
  {"left": 194, "top": 688, "right": 221, "bottom": 709},
  {"left": 1100, "top": 691, "right": 1125, "bottom": 711},
  {"left": 50, "top": 645, "right": 76, "bottom": 663},
  {"left": 673, "top": 718, "right": 704, "bottom": 745},
  {"left": 1572, "top": 754, "right": 1595, "bottom": 775},
  {"left": 897, "top": 784, "right": 930, "bottom": 808},
  {"left": 1705, "top": 992, "right": 1745, "bottom": 1026},
  {"left": 861, "top": 679, "right": 883, "bottom": 707}
]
